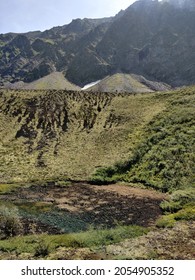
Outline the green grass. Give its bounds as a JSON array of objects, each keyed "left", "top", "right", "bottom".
[
  {"left": 0, "top": 88, "right": 166, "bottom": 183},
  {"left": 156, "top": 205, "right": 195, "bottom": 228},
  {"left": 0, "top": 183, "right": 23, "bottom": 194},
  {"left": 0, "top": 87, "right": 195, "bottom": 228},
  {"left": 0, "top": 225, "right": 148, "bottom": 256},
  {"left": 89, "top": 87, "right": 195, "bottom": 225},
  {"left": 92, "top": 87, "right": 195, "bottom": 191}
]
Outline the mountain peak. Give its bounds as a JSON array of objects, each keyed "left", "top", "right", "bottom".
[{"left": 1, "top": 0, "right": 195, "bottom": 87}]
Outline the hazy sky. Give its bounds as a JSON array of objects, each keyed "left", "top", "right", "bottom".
[{"left": 0, "top": 0, "right": 136, "bottom": 34}]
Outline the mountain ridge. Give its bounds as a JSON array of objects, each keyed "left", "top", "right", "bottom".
[{"left": 1, "top": 0, "right": 195, "bottom": 87}]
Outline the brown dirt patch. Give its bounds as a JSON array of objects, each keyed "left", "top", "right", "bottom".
[
  {"left": 0, "top": 182, "right": 167, "bottom": 233},
  {"left": 105, "top": 221, "right": 195, "bottom": 260},
  {"left": 91, "top": 184, "right": 167, "bottom": 199}
]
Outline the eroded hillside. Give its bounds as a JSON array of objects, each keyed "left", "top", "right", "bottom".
[{"left": 0, "top": 89, "right": 166, "bottom": 183}]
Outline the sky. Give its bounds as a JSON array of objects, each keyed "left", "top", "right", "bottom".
[{"left": 0, "top": 0, "right": 136, "bottom": 34}]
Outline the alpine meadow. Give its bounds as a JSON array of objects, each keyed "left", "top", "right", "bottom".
[{"left": 0, "top": 0, "right": 194, "bottom": 260}]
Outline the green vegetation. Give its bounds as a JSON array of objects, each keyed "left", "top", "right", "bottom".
[
  {"left": 0, "top": 183, "right": 21, "bottom": 194},
  {"left": 156, "top": 206, "right": 195, "bottom": 228},
  {"left": 160, "top": 188, "right": 195, "bottom": 213},
  {"left": 92, "top": 88, "right": 195, "bottom": 192},
  {"left": 0, "top": 88, "right": 166, "bottom": 183},
  {"left": 0, "top": 225, "right": 148, "bottom": 258},
  {"left": 91, "top": 89, "right": 194, "bottom": 186},
  {"left": 0, "top": 86, "right": 194, "bottom": 259},
  {"left": 0, "top": 206, "right": 23, "bottom": 239},
  {"left": 90, "top": 87, "right": 195, "bottom": 227}
]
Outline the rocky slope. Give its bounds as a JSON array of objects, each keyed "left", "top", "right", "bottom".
[
  {"left": 4, "top": 72, "right": 81, "bottom": 90},
  {"left": 1, "top": 0, "right": 195, "bottom": 87},
  {"left": 86, "top": 73, "right": 171, "bottom": 93}
]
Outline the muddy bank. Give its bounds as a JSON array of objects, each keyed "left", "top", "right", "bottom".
[{"left": 0, "top": 182, "right": 167, "bottom": 234}]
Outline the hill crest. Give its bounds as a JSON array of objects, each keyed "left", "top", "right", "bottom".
[
  {"left": 4, "top": 72, "right": 81, "bottom": 91},
  {"left": 86, "top": 73, "right": 171, "bottom": 93}
]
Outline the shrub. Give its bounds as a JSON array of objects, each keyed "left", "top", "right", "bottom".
[
  {"left": 160, "top": 200, "right": 182, "bottom": 213},
  {"left": 170, "top": 189, "right": 195, "bottom": 206},
  {"left": 34, "top": 240, "right": 50, "bottom": 257},
  {"left": 75, "top": 225, "right": 149, "bottom": 247},
  {"left": 89, "top": 167, "right": 116, "bottom": 185},
  {"left": 156, "top": 206, "right": 195, "bottom": 228},
  {"left": 0, "top": 206, "right": 23, "bottom": 239}
]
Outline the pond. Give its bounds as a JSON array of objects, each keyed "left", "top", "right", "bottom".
[{"left": 0, "top": 182, "right": 166, "bottom": 235}]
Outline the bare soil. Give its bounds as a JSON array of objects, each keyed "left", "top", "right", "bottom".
[{"left": 0, "top": 182, "right": 167, "bottom": 234}]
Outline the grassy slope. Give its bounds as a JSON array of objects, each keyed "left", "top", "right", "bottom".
[
  {"left": 93, "top": 87, "right": 195, "bottom": 191},
  {"left": 91, "top": 86, "right": 195, "bottom": 228},
  {"left": 0, "top": 89, "right": 166, "bottom": 183},
  {"left": 0, "top": 86, "right": 195, "bottom": 260},
  {"left": 127, "top": 88, "right": 195, "bottom": 192}
]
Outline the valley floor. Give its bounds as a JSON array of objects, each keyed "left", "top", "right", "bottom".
[{"left": 0, "top": 87, "right": 194, "bottom": 260}]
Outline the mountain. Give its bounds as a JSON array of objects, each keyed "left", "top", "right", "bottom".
[
  {"left": 0, "top": 17, "right": 113, "bottom": 87},
  {"left": 0, "top": 1, "right": 194, "bottom": 261},
  {"left": 86, "top": 73, "right": 171, "bottom": 93},
  {"left": 162, "top": 0, "right": 195, "bottom": 10},
  {"left": 4, "top": 72, "right": 81, "bottom": 90},
  {"left": 95, "top": 0, "right": 195, "bottom": 87},
  {"left": 1, "top": 0, "right": 195, "bottom": 87}
]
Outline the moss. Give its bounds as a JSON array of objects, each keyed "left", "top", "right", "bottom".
[
  {"left": 156, "top": 205, "right": 195, "bottom": 228},
  {"left": 156, "top": 215, "right": 176, "bottom": 228},
  {"left": 160, "top": 200, "right": 182, "bottom": 213},
  {"left": 17, "top": 202, "right": 53, "bottom": 214},
  {"left": 174, "top": 206, "right": 195, "bottom": 221}
]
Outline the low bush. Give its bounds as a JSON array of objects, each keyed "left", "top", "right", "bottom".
[
  {"left": 34, "top": 240, "right": 50, "bottom": 257},
  {"left": 160, "top": 200, "right": 182, "bottom": 213},
  {"left": 174, "top": 206, "right": 195, "bottom": 221},
  {"left": 0, "top": 206, "right": 23, "bottom": 239},
  {"left": 89, "top": 167, "right": 116, "bottom": 185},
  {"left": 156, "top": 206, "right": 195, "bottom": 228},
  {"left": 170, "top": 189, "right": 195, "bottom": 206}
]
